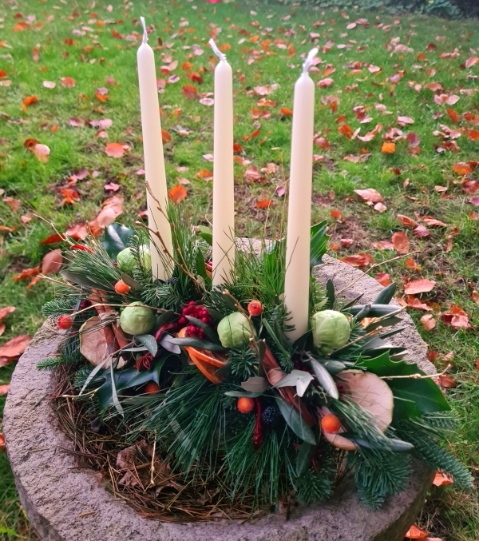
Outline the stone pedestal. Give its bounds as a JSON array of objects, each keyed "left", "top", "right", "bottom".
[{"left": 4, "top": 256, "right": 435, "bottom": 541}]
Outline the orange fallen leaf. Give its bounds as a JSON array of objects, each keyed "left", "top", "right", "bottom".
[
  {"left": 404, "top": 524, "right": 429, "bottom": 539},
  {"left": 406, "top": 296, "right": 431, "bottom": 311},
  {"left": 60, "top": 76, "right": 75, "bottom": 88},
  {"left": 42, "top": 249, "right": 63, "bottom": 275},
  {"left": 472, "top": 290, "right": 479, "bottom": 304},
  {"left": 475, "top": 358, "right": 479, "bottom": 371},
  {"left": 404, "top": 279, "right": 436, "bottom": 295},
  {"left": 22, "top": 95, "right": 38, "bottom": 112},
  {"left": 13, "top": 266, "right": 40, "bottom": 282},
  {"left": 440, "top": 304, "right": 471, "bottom": 329},
  {"left": 168, "top": 184, "right": 187, "bottom": 205},
  {"left": 59, "top": 188, "right": 80, "bottom": 205},
  {"left": 0, "top": 307, "right": 15, "bottom": 322},
  {"left": 0, "top": 384, "right": 9, "bottom": 396},
  {"left": 40, "top": 234, "right": 66, "bottom": 245},
  {"left": 280, "top": 107, "right": 292, "bottom": 116},
  {"left": 437, "top": 374, "right": 457, "bottom": 388},
  {"left": 397, "top": 214, "right": 419, "bottom": 228},
  {"left": 381, "top": 142, "right": 396, "bottom": 154},
  {"left": 452, "top": 162, "right": 472, "bottom": 175},
  {"left": 105, "top": 142, "right": 128, "bottom": 158},
  {"left": 330, "top": 210, "right": 342, "bottom": 219},
  {"left": 420, "top": 314, "right": 436, "bottom": 331},
  {"left": 0, "top": 433, "right": 5, "bottom": 453},
  {"left": 342, "top": 253, "right": 374, "bottom": 267},
  {"left": 182, "top": 84, "right": 198, "bottom": 99},
  {"left": 256, "top": 199, "right": 273, "bottom": 209},
  {"left": 432, "top": 470, "right": 454, "bottom": 486},
  {"left": 405, "top": 258, "right": 421, "bottom": 271},
  {"left": 375, "top": 273, "right": 392, "bottom": 286},
  {"left": 162, "top": 129, "right": 172, "bottom": 143},
  {"left": 0, "top": 335, "right": 31, "bottom": 358},
  {"left": 392, "top": 231, "right": 410, "bottom": 254}
]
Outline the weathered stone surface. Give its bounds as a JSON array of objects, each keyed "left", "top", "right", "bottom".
[{"left": 4, "top": 258, "right": 435, "bottom": 541}]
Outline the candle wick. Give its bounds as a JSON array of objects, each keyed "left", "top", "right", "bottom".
[
  {"left": 302, "top": 47, "right": 318, "bottom": 75},
  {"left": 140, "top": 16, "right": 148, "bottom": 44},
  {"left": 209, "top": 38, "right": 226, "bottom": 62}
]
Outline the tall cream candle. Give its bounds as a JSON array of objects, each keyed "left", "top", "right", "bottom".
[
  {"left": 137, "top": 17, "right": 173, "bottom": 281},
  {"left": 209, "top": 39, "right": 235, "bottom": 287},
  {"left": 284, "top": 49, "right": 318, "bottom": 342}
]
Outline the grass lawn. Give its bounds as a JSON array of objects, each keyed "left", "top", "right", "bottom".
[{"left": 0, "top": 0, "right": 478, "bottom": 539}]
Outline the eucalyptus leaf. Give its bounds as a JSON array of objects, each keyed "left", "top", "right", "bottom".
[
  {"left": 364, "top": 316, "right": 403, "bottom": 332},
  {"left": 321, "top": 360, "right": 346, "bottom": 374},
  {"left": 167, "top": 336, "right": 226, "bottom": 352},
  {"left": 136, "top": 334, "right": 158, "bottom": 357},
  {"left": 224, "top": 390, "right": 262, "bottom": 398},
  {"left": 61, "top": 270, "right": 99, "bottom": 289},
  {"left": 341, "top": 293, "right": 364, "bottom": 310},
  {"left": 102, "top": 223, "right": 134, "bottom": 262},
  {"left": 80, "top": 357, "right": 110, "bottom": 395},
  {"left": 241, "top": 376, "right": 268, "bottom": 393},
  {"left": 120, "top": 273, "right": 142, "bottom": 290},
  {"left": 159, "top": 334, "right": 181, "bottom": 354},
  {"left": 374, "top": 283, "right": 397, "bottom": 305},
  {"left": 273, "top": 369, "right": 314, "bottom": 398},
  {"left": 110, "top": 360, "right": 124, "bottom": 416},
  {"left": 309, "top": 359, "right": 339, "bottom": 399},
  {"left": 346, "top": 304, "right": 400, "bottom": 318},
  {"left": 296, "top": 441, "right": 316, "bottom": 477},
  {"left": 275, "top": 397, "right": 316, "bottom": 445},
  {"left": 185, "top": 315, "right": 219, "bottom": 343},
  {"left": 156, "top": 310, "right": 176, "bottom": 327},
  {"left": 353, "top": 304, "right": 371, "bottom": 322}
]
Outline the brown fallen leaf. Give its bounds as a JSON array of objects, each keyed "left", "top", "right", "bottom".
[
  {"left": 341, "top": 253, "right": 374, "bottom": 267},
  {"left": 0, "top": 306, "right": 15, "bottom": 321},
  {"left": 404, "top": 524, "right": 429, "bottom": 539},
  {"left": 375, "top": 273, "right": 392, "bottom": 286},
  {"left": 397, "top": 214, "right": 419, "bottom": 228},
  {"left": 0, "top": 433, "right": 5, "bottom": 453},
  {"left": 42, "top": 249, "right": 63, "bottom": 275},
  {"left": 105, "top": 142, "right": 129, "bottom": 158},
  {"left": 0, "top": 335, "right": 31, "bottom": 358},
  {"left": 404, "top": 279, "right": 436, "bottom": 295},
  {"left": 420, "top": 314, "right": 436, "bottom": 331},
  {"left": 392, "top": 231, "right": 410, "bottom": 254},
  {"left": 440, "top": 305, "right": 471, "bottom": 329},
  {"left": 437, "top": 374, "right": 457, "bottom": 388},
  {"left": 0, "top": 384, "right": 9, "bottom": 396},
  {"left": 89, "top": 195, "right": 124, "bottom": 233},
  {"left": 79, "top": 314, "right": 118, "bottom": 367},
  {"left": 354, "top": 188, "right": 384, "bottom": 204}
]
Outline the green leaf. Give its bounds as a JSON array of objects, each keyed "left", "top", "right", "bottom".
[
  {"left": 320, "top": 359, "right": 346, "bottom": 374},
  {"left": 198, "top": 225, "right": 212, "bottom": 245},
  {"left": 325, "top": 279, "right": 335, "bottom": 309},
  {"left": 374, "top": 283, "right": 396, "bottom": 305},
  {"left": 120, "top": 272, "right": 142, "bottom": 290},
  {"left": 80, "top": 358, "right": 110, "bottom": 395},
  {"left": 310, "top": 221, "right": 329, "bottom": 267},
  {"left": 102, "top": 223, "right": 134, "bottom": 262},
  {"left": 195, "top": 249, "right": 211, "bottom": 288},
  {"left": 224, "top": 390, "right": 262, "bottom": 398},
  {"left": 355, "top": 353, "right": 450, "bottom": 422},
  {"left": 136, "top": 334, "right": 158, "bottom": 357},
  {"left": 364, "top": 316, "right": 403, "bottom": 332},
  {"left": 60, "top": 269, "right": 99, "bottom": 289},
  {"left": 156, "top": 310, "right": 176, "bottom": 327},
  {"left": 110, "top": 360, "right": 124, "bottom": 416},
  {"left": 275, "top": 397, "right": 316, "bottom": 445},
  {"left": 309, "top": 359, "right": 339, "bottom": 399},
  {"left": 296, "top": 441, "right": 316, "bottom": 477},
  {"left": 352, "top": 304, "right": 371, "bottom": 322},
  {"left": 346, "top": 304, "right": 400, "bottom": 317}
]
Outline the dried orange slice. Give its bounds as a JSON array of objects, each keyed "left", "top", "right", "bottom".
[{"left": 177, "top": 327, "right": 227, "bottom": 384}]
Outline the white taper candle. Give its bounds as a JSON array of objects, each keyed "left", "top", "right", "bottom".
[
  {"left": 137, "top": 17, "right": 173, "bottom": 281},
  {"left": 210, "top": 39, "right": 235, "bottom": 287},
  {"left": 284, "top": 49, "right": 318, "bottom": 342}
]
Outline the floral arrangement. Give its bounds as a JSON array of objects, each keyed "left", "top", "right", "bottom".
[{"left": 39, "top": 210, "right": 472, "bottom": 521}]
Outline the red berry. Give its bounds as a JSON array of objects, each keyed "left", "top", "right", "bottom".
[
  {"left": 237, "top": 397, "right": 255, "bottom": 414},
  {"left": 321, "top": 414, "right": 342, "bottom": 434},
  {"left": 114, "top": 279, "right": 131, "bottom": 295},
  {"left": 57, "top": 315, "right": 73, "bottom": 330},
  {"left": 247, "top": 300, "right": 263, "bottom": 317},
  {"left": 144, "top": 382, "right": 161, "bottom": 395}
]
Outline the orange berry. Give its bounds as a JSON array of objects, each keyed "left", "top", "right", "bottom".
[
  {"left": 144, "top": 382, "right": 161, "bottom": 395},
  {"left": 321, "top": 414, "right": 342, "bottom": 434},
  {"left": 57, "top": 314, "right": 73, "bottom": 329},
  {"left": 114, "top": 279, "right": 131, "bottom": 295},
  {"left": 247, "top": 300, "right": 262, "bottom": 317},
  {"left": 237, "top": 397, "right": 255, "bottom": 414}
]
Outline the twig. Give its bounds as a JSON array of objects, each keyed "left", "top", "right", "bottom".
[
  {"left": 150, "top": 437, "right": 157, "bottom": 487},
  {"left": 32, "top": 213, "right": 75, "bottom": 247},
  {"left": 381, "top": 364, "right": 452, "bottom": 380}
]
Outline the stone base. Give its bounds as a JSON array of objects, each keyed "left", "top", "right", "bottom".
[{"left": 4, "top": 257, "right": 435, "bottom": 541}]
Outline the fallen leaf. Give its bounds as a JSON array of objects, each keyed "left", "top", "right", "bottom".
[
  {"left": 472, "top": 291, "right": 479, "bottom": 304},
  {"left": 397, "top": 214, "right": 419, "bottom": 228},
  {"left": 90, "top": 195, "right": 124, "bottom": 231},
  {"left": 413, "top": 225, "right": 431, "bottom": 238},
  {"left": 40, "top": 234, "right": 66, "bottom": 245},
  {"left": 43, "top": 80, "right": 56, "bottom": 89},
  {"left": 41, "top": 249, "right": 63, "bottom": 275},
  {"left": 422, "top": 216, "right": 446, "bottom": 227},
  {"left": 375, "top": 273, "right": 392, "bottom": 286},
  {"left": 168, "top": 184, "right": 187, "bottom": 205},
  {"left": 13, "top": 266, "right": 40, "bottom": 282},
  {"left": 354, "top": 188, "right": 383, "bottom": 204},
  {"left": 404, "top": 279, "right": 436, "bottom": 295},
  {"left": 0, "top": 433, "right": 4, "bottom": 453},
  {"left": 342, "top": 253, "right": 374, "bottom": 267},
  {"left": 60, "top": 76, "right": 75, "bottom": 88},
  {"left": 437, "top": 374, "right": 457, "bottom": 388},
  {"left": 182, "top": 84, "right": 198, "bottom": 99},
  {"left": 404, "top": 524, "right": 429, "bottom": 539},
  {"left": 32, "top": 143, "right": 50, "bottom": 163},
  {"left": 406, "top": 296, "right": 431, "bottom": 311},
  {"left": 405, "top": 258, "right": 421, "bottom": 271},
  {"left": 420, "top": 314, "right": 436, "bottom": 331},
  {"left": 256, "top": 199, "right": 273, "bottom": 209},
  {"left": 105, "top": 142, "right": 128, "bottom": 158},
  {"left": 162, "top": 130, "right": 172, "bottom": 143},
  {"left": 0, "top": 335, "right": 31, "bottom": 358},
  {"left": 440, "top": 305, "right": 471, "bottom": 329},
  {"left": 0, "top": 306, "right": 15, "bottom": 321},
  {"left": 22, "top": 95, "right": 38, "bottom": 112},
  {"left": 0, "top": 384, "right": 9, "bottom": 396},
  {"left": 381, "top": 142, "right": 396, "bottom": 154},
  {"left": 392, "top": 231, "right": 410, "bottom": 254},
  {"left": 432, "top": 470, "right": 454, "bottom": 486},
  {"left": 452, "top": 162, "right": 472, "bottom": 175}
]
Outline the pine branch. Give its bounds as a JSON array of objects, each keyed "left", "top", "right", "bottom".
[
  {"left": 228, "top": 346, "right": 258, "bottom": 380},
  {"left": 296, "top": 465, "right": 334, "bottom": 504}
]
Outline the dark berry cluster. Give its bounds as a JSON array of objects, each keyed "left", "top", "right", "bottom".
[
  {"left": 261, "top": 406, "right": 283, "bottom": 429},
  {"left": 178, "top": 301, "right": 212, "bottom": 339}
]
